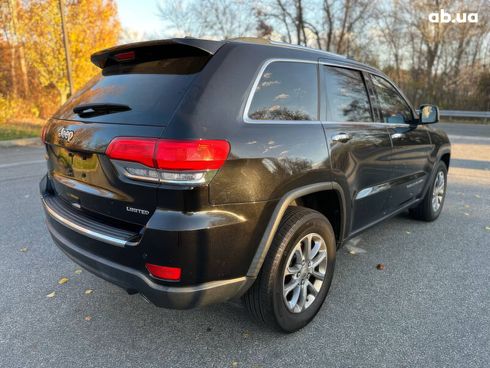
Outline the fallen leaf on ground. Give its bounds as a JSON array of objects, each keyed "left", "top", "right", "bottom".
[
  {"left": 463, "top": 212, "right": 470, "bottom": 216},
  {"left": 46, "top": 291, "right": 56, "bottom": 298},
  {"left": 376, "top": 263, "right": 385, "bottom": 270},
  {"left": 345, "top": 237, "right": 366, "bottom": 255},
  {"left": 232, "top": 362, "right": 238, "bottom": 368},
  {"left": 84, "top": 289, "right": 93, "bottom": 295},
  {"left": 405, "top": 231, "right": 411, "bottom": 235},
  {"left": 475, "top": 194, "right": 481, "bottom": 198},
  {"left": 464, "top": 204, "right": 470, "bottom": 208},
  {"left": 346, "top": 245, "right": 367, "bottom": 255},
  {"left": 84, "top": 316, "right": 92, "bottom": 321},
  {"left": 58, "top": 277, "right": 69, "bottom": 285},
  {"left": 19, "top": 247, "right": 28, "bottom": 252},
  {"left": 485, "top": 226, "right": 490, "bottom": 231},
  {"left": 74, "top": 269, "right": 82, "bottom": 275}
]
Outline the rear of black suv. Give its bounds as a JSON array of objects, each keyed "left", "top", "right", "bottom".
[{"left": 40, "top": 39, "right": 269, "bottom": 309}]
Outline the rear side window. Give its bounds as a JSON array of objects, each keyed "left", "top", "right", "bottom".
[
  {"left": 371, "top": 75, "right": 413, "bottom": 124},
  {"left": 55, "top": 50, "right": 210, "bottom": 126},
  {"left": 248, "top": 62, "right": 318, "bottom": 121},
  {"left": 324, "top": 66, "right": 372, "bottom": 122}
]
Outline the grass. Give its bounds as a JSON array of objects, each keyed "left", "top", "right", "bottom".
[{"left": 0, "top": 121, "right": 43, "bottom": 141}]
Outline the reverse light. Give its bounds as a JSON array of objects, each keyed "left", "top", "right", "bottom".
[
  {"left": 145, "top": 263, "right": 181, "bottom": 281},
  {"left": 106, "top": 138, "right": 230, "bottom": 186}
]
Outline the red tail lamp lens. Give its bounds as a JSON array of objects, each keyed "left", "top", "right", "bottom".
[
  {"left": 155, "top": 140, "right": 230, "bottom": 170},
  {"left": 106, "top": 138, "right": 230, "bottom": 171},
  {"left": 145, "top": 263, "right": 181, "bottom": 281},
  {"left": 114, "top": 51, "right": 135, "bottom": 61},
  {"left": 106, "top": 138, "right": 157, "bottom": 168},
  {"left": 41, "top": 124, "right": 48, "bottom": 143}
]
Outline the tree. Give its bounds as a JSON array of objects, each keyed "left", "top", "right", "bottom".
[
  {"left": 18, "top": 0, "right": 120, "bottom": 104},
  {"left": 158, "top": 0, "right": 255, "bottom": 39}
]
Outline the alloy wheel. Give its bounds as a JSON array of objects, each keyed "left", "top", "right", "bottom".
[
  {"left": 432, "top": 170, "right": 445, "bottom": 212},
  {"left": 282, "top": 233, "right": 328, "bottom": 313}
]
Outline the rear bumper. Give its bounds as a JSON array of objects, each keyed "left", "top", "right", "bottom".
[
  {"left": 45, "top": 218, "right": 251, "bottom": 309},
  {"left": 40, "top": 174, "right": 255, "bottom": 309}
]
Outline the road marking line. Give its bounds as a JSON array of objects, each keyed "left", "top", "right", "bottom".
[{"left": 0, "top": 160, "right": 45, "bottom": 169}]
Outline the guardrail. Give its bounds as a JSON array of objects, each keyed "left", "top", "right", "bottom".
[{"left": 439, "top": 110, "right": 490, "bottom": 119}]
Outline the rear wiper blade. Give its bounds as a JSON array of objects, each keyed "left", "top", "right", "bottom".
[{"left": 73, "top": 103, "right": 131, "bottom": 117}]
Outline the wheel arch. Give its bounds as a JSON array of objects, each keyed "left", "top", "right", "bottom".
[{"left": 246, "top": 182, "right": 346, "bottom": 278}]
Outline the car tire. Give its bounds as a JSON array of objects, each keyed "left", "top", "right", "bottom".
[
  {"left": 243, "top": 206, "right": 336, "bottom": 332},
  {"left": 409, "top": 161, "right": 448, "bottom": 221}
]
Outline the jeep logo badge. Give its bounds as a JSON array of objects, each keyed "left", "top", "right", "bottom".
[{"left": 58, "top": 127, "right": 74, "bottom": 142}]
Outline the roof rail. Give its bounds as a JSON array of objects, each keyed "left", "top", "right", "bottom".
[{"left": 269, "top": 40, "right": 347, "bottom": 59}]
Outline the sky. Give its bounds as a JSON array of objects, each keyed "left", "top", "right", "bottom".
[{"left": 116, "top": 0, "right": 168, "bottom": 39}]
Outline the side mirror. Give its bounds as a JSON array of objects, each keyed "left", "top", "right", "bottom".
[{"left": 418, "top": 104, "right": 439, "bottom": 124}]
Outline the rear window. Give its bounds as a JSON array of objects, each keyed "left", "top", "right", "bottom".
[
  {"left": 324, "top": 66, "right": 372, "bottom": 122},
  {"left": 247, "top": 62, "right": 318, "bottom": 121},
  {"left": 55, "top": 52, "right": 210, "bottom": 126}
]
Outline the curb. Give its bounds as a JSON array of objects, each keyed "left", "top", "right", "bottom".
[{"left": 0, "top": 137, "right": 42, "bottom": 148}]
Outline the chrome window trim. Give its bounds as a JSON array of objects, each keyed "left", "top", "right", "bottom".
[{"left": 243, "top": 58, "right": 417, "bottom": 128}]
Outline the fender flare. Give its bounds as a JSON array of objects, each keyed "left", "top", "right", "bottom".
[
  {"left": 420, "top": 145, "right": 451, "bottom": 200},
  {"left": 437, "top": 145, "right": 451, "bottom": 165},
  {"left": 246, "top": 182, "right": 346, "bottom": 278}
]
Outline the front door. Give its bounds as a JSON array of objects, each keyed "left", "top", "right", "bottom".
[{"left": 370, "top": 74, "right": 432, "bottom": 210}]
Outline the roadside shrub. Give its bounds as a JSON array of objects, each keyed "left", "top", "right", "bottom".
[{"left": 0, "top": 96, "right": 39, "bottom": 124}]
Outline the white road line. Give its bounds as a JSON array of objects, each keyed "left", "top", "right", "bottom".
[{"left": 0, "top": 160, "right": 45, "bottom": 169}]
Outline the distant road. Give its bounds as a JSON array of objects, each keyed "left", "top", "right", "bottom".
[{"left": 438, "top": 122, "right": 490, "bottom": 138}]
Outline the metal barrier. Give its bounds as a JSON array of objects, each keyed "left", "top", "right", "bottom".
[{"left": 440, "top": 110, "right": 490, "bottom": 119}]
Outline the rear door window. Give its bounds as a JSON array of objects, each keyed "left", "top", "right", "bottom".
[
  {"left": 55, "top": 53, "right": 210, "bottom": 126},
  {"left": 371, "top": 75, "right": 413, "bottom": 124},
  {"left": 323, "top": 66, "right": 373, "bottom": 122},
  {"left": 248, "top": 62, "right": 318, "bottom": 121}
]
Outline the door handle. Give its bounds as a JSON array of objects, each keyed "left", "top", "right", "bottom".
[
  {"left": 391, "top": 133, "right": 405, "bottom": 139},
  {"left": 332, "top": 133, "right": 352, "bottom": 143}
]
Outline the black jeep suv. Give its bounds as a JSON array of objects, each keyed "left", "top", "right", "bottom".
[{"left": 40, "top": 38, "right": 450, "bottom": 332}]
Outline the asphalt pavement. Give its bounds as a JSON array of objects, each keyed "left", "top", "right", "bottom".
[{"left": 0, "top": 122, "right": 488, "bottom": 368}]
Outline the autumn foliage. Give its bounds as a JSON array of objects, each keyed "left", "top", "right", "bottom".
[{"left": 0, "top": 0, "right": 120, "bottom": 123}]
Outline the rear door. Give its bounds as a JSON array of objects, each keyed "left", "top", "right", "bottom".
[
  {"left": 321, "top": 64, "right": 393, "bottom": 233},
  {"left": 44, "top": 44, "right": 212, "bottom": 225},
  {"left": 369, "top": 74, "right": 432, "bottom": 210}
]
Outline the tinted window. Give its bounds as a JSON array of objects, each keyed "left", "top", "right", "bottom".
[
  {"left": 248, "top": 62, "right": 318, "bottom": 121},
  {"left": 324, "top": 66, "right": 372, "bottom": 122},
  {"left": 371, "top": 75, "right": 413, "bottom": 124},
  {"left": 56, "top": 55, "right": 209, "bottom": 126}
]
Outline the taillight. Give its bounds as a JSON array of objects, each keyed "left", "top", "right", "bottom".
[
  {"left": 106, "top": 138, "right": 230, "bottom": 186},
  {"left": 105, "top": 138, "right": 156, "bottom": 167},
  {"left": 155, "top": 140, "right": 230, "bottom": 170},
  {"left": 114, "top": 51, "right": 135, "bottom": 62},
  {"left": 41, "top": 124, "right": 48, "bottom": 143},
  {"left": 145, "top": 263, "right": 181, "bottom": 281}
]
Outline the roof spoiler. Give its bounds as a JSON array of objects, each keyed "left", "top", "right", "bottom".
[{"left": 90, "top": 38, "right": 226, "bottom": 69}]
